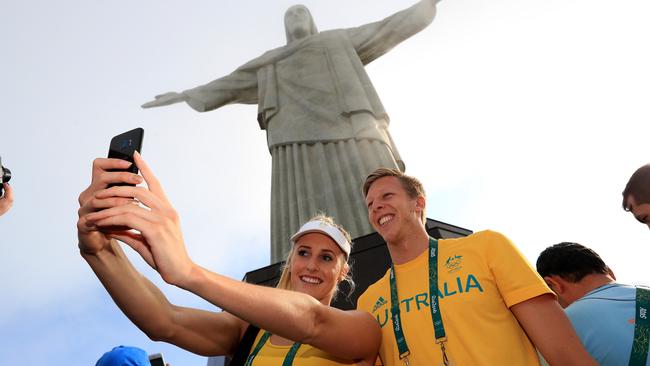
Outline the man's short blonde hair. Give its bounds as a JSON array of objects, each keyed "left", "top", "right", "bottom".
[{"left": 362, "top": 168, "right": 426, "bottom": 224}]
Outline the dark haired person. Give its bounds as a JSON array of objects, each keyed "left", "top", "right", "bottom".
[
  {"left": 358, "top": 168, "right": 597, "bottom": 365},
  {"left": 622, "top": 163, "right": 650, "bottom": 229},
  {"left": 537, "top": 242, "right": 649, "bottom": 365}
]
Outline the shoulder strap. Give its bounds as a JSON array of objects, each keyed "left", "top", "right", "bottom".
[
  {"left": 629, "top": 286, "right": 649, "bottom": 366},
  {"left": 229, "top": 325, "right": 261, "bottom": 366}
]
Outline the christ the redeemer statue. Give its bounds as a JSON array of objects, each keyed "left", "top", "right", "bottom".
[{"left": 143, "top": 0, "right": 440, "bottom": 263}]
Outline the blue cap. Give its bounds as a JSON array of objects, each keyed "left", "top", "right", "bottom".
[{"left": 95, "top": 346, "right": 150, "bottom": 366}]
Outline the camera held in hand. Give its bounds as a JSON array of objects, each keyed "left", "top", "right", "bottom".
[{"left": 0, "top": 156, "right": 11, "bottom": 198}]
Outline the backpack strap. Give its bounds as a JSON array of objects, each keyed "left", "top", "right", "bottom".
[{"left": 229, "top": 325, "right": 261, "bottom": 366}]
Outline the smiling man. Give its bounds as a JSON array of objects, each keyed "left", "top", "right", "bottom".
[
  {"left": 356, "top": 168, "right": 598, "bottom": 366},
  {"left": 623, "top": 164, "right": 650, "bottom": 229}
]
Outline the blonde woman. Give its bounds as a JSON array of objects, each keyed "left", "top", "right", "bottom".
[{"left": 77, "top": 152, "right": 380, "bottom": 365}]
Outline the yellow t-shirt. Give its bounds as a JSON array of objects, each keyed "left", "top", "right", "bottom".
[
  {"left": 248, "top": 331, "right": 358, "bottom": 366},
  {"left": 357, "top": 230, "right": 552, "bottom": 366}
]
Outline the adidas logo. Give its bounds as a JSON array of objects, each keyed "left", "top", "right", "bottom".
[{"left": 372, "top": 296, "right": 388, "bottom": 313}]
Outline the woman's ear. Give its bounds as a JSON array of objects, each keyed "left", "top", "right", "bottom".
[
  {"left": 416, "top": 196, "right": 425, "bottom": 210},
  {"left": 339, "top": 263, "right": 350, "bottom": 282}
]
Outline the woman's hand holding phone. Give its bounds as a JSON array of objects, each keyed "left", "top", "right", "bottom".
[
  {"left": 78, "top": 128, "right": 146, "bottom": 254},
  {"left": 83, "top": 152, "right": 196, "bottom": 288},
  {"left": 77, "top": 158, "right": 143, "bottom": 255}
]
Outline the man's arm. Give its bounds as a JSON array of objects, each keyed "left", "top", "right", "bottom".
[
  {"left": 481, "top": 231, "right": 597, "bottom": 364},
  {"left": 511, "top": 294, "right": 598, "bottom": 365}
]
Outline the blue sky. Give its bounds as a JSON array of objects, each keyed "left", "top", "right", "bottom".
[{"left": 1, "top": 0, "right": 649, "bottom": 365}]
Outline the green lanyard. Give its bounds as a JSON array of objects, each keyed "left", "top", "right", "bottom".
[
  {"left": 389, "top": 238, "right": 449, "bottom": 366},
  {"left": 245, "top": 331, "right": 302, "bottom": 366},
  {"left": 629, "top": 286, "right": 650, "bottom": 366}
]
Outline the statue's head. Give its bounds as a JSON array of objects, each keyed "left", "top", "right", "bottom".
[{"left": 284, "top": 5, "right": 318, "bottom": 43}]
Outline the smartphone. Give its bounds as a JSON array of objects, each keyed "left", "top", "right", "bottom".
[
  {"left": 148, "top": 352, "right": 167, "bottom": 366},
  {"left": 107, "top": 127, "right": 144, "bottom": 187}
]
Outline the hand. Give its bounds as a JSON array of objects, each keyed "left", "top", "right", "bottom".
[
  {"left": 141, "top": 92, "right": 187, "bottom": 108},
  {"left": 0, "top": 183, "right": 14, "bottom": 216},
  {"left": 77, "top": 158, "right": 143, "bottom": 254},
  {"left": 83, "top": 152, "right": 194, "bottom": 287}
]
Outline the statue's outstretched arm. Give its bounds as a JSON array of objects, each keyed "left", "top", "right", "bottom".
[
  {"left": 348, "top": 0, "right": 440, "bottom": 64},
  {"left": 141, "top": 69, "right": 259, "bottom": 112},
  {"left": 142, "top": 92, "right": 186, "bottom": 109}
]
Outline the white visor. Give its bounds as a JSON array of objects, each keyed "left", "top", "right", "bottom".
[{"left": 290, "top": 219, "right": 351, "bottom": 258}]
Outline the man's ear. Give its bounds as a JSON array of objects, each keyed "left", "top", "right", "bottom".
[
  {"left": 543, "top": 275, "right": 565, "bottom": 295},
  {"left": 606, "top": 266, "right": 617, "bottom": 281}
]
